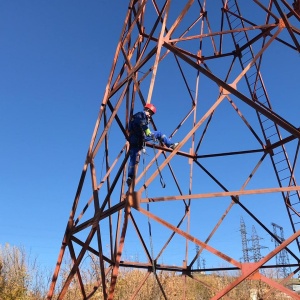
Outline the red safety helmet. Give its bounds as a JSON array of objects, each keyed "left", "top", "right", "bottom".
[{"left": 144, "top": 103, "right": 156, "bottom": 115}]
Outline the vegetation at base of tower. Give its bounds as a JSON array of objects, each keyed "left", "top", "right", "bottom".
[
  {"left": 0, "top": 244, "right": 51, "bottom": 300},
  {"left": 0, "top": 244, "right": 297, "bottom": 299}
]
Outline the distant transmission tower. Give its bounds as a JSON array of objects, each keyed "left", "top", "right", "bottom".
[
  {"left": 240, "top": 218, "right": 266, "bottom": 263},
  {"left": 240, "top": 217, "right": 250, "bottom": 262},
  {"left": 195, "top": 245, "right": 206, "bottom": 271},
  {"left": 196, "top": 245, "right": 201, "bottom": 269},
  {"left": 250, "top": 225, "right": 267, "bottom": 262},
  {"left": 272, "top": 222, "right": 292, "bottom": 278}
]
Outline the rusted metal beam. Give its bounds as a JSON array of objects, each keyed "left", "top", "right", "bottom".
[{"left": 139, "top": 186, "right": 300, "bottom": 202}]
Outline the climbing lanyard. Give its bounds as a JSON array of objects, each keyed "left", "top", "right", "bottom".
[
  {"left": 152, "top": 144, "right": 166, "bottom": 188},
  {"left": 142, "top": 150, "right": 156, "bottom": 277},
  {"left": 142, "top": 142, "right": 166, "bottom": 188}
]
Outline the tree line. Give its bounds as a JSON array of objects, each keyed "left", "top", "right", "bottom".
[{"left": 0, "top": 243, "right": 295, "bottom": 299}]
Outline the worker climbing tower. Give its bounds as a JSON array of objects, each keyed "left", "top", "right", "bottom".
[{"left": 47, "top": 1, "right": 300, "bottom": 299}]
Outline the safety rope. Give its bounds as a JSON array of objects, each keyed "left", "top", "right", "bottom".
[
  {"left": 142, "top": 146, "right": 157, "bottom": 280},
  {"left": 152, "top": 143, "right": 166, "bottom": 188}
]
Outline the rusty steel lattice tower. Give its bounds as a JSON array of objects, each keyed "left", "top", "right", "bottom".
[{"left": 47, "top": 0, "right": 300, "bottom": 299}]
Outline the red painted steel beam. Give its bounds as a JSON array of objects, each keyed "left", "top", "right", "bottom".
[{"left": 138, "top": 186, "right": 300, "bottom": 202}]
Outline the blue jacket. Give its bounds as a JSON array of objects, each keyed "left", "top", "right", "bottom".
[{"left": 128, "top": 111, "right": 149, "bottom": 149}]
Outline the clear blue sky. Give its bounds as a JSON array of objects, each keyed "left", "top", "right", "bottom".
[
  {"left": 0, "top": 1, "right": 299, "bottom": 277},
  {"left": 0, "top": 1, "right": 129, "bottom": 270}
]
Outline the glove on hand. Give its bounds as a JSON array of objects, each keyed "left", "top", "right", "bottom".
[{"left": 145, "top": 128, "right": 152, "bottom": 137}]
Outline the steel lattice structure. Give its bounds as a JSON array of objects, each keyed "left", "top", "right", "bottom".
[{"left": 47, "top": 0, "right": 300, "bottom": 299}]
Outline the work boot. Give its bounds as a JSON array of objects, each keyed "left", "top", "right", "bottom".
[
  {"left": 126, "top": 177, "right": 132, "bottom": 186},
  {"left": 170, "top": 143, "right": 179, "bottom": 150}
]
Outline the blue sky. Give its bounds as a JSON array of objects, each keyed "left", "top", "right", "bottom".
[
  {"left": 0, "top": 1, "right": 129, "bottom": 270},
  {"left": 0, "top": 0, "right": 299, "bottom": 280}
]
